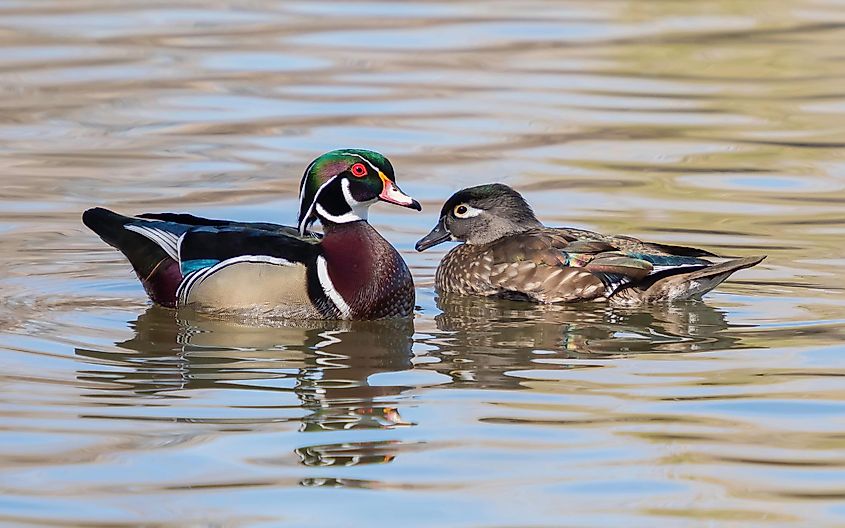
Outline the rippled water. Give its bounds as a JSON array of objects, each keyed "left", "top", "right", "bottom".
[{"left": 2, "top": 1, "right": 845, "bottom": 526}]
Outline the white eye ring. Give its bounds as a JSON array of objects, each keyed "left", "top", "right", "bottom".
[{"left": 453, "top": 204, "right": 482, "bottom": 218}]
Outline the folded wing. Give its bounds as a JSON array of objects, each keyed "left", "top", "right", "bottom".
[{"left": 486, "top": 229, "right": 731, "bottom": 303}]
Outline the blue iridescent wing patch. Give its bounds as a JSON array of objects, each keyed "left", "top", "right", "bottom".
[{"left": 180, "top": 258, "right": 220, "bottom": 275}]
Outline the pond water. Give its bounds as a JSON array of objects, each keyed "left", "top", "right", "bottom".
[{"left": 1, "top": 1, "right": 845, "bottom": 526}]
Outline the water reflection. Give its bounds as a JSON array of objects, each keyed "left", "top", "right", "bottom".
[
  {"left": 5, "top": 0, "right": 845, "bottom": 523},
  {"left": 429, "top": 294, "right": 747, "bottom": 386},
  {"left": 76, "top": 307, "right": 414, "bottom": 467}
]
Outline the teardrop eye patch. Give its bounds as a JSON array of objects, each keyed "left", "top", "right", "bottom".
[
  {"left": 350, "top": 163, "right": 367, "bottom": 177},
  {"left": 454, "top": 204, "right": 471, "bottom": 218},
  {"left": 453, "top": 203, "right": 482, "bottom": 218}
]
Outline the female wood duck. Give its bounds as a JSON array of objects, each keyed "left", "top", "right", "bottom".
[
  {"left": 83, "top": 149, "right": 421, "bottom": 319},
  {"left": 416, "top": 184, "right": 765, "bottom": 306}
]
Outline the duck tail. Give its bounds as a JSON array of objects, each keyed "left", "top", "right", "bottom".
[
  {"left": 82, "top": 207, "right": 182, "bottom": 307},
  {"left": 642, "top": 241, "right": 719, "bottom": 258},
  {"left": 610, "top": 256, "right": 766, "bottom": 305}
]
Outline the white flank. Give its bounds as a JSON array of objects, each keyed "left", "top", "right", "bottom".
[
  {"left": 125, "top": 224, "right": 180, "bottom": 261},
  {"left": 316, "top": 255, "right": 352, "bottom": 319},
  {"left": 177, "top": 255, "right": 295, "bottom": 306}
]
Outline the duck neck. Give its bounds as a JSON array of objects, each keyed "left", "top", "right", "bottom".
[
  {"left": 469, "top": 217, "right": 543, "bottom": 245},
  {"left": 320, "top": 221, "right": 413, "bottom": 319},
  {"left": 311, "top": 179, "right": 375, "bottom": 229}
]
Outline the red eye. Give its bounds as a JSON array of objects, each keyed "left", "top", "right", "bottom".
[{"left": 350, "top": 163, "right": 367, "bottom": 178}]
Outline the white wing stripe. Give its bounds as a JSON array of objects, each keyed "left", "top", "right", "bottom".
[
  {"left": 124, "top": 224, "right": 179, "bottom": 261},
  {"left": 176, "top": 232, "right": 187, "bottom": 263},
  {"left": 650, "top": 264, "right": 704, "bottom": 275}
]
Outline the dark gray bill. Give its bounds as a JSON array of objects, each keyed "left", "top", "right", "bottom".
[{"left": 415, "top": 219, "right": 450, "bottom": 251}]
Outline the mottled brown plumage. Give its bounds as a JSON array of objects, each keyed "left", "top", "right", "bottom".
[{"left": 418, "top": 184, "right": 765, "bottom": 305}]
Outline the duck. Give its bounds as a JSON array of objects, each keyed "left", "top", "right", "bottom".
[
  {"left": 83, "top": 149, "right": 422, "bottom": 319},
  {"left": 415, "top": 183, "right": 764, "bottom": 306}
]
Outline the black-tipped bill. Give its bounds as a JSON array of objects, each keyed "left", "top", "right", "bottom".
[
  {"left": 378, "top": 172, "right": 422, "bottom": 211},
  {"left": 415, "top": 219, "right": 450, "bottom": 251}
]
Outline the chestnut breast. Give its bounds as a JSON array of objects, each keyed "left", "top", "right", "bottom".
[{"left": 320, "top": 221, "right": 414, "bottom": 319}]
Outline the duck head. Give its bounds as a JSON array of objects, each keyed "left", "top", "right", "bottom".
[
  {"left": 415, "top": 184, "right": 543, "bottom": 251},
  {"left": 297, "top": 149, "right": 421, "bottom": 235}
]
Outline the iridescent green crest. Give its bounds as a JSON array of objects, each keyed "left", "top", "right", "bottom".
[{"left": 296, "top": 149, "right": 393, "bottom": 234}]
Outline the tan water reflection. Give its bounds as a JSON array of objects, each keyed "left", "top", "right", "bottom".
[
  {"left": 2, "top": 0, "right": 845, "bottom": 526},
  {"left": 77, "top": 309, "right": 416, "bottom": 471}
]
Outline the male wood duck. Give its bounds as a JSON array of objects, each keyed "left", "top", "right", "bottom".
[
  {"left": 83, "top": 149, "right": 421, "bottom": 319},
  {"left": 416, "top": 184, "right": 765, "bottom": 306}
]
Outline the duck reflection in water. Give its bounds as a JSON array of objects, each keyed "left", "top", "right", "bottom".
[
  {"left": 429, "top": 293, "right": 745, "bottom": 388},
  {"left": 76, "top": 306, "right": 415, "bottom": 468}
]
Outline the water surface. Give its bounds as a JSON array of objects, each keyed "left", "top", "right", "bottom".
[{"left": 1, "top": 1, "right": 845, "bottom": 526}]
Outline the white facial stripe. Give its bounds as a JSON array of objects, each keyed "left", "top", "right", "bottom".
[
  {"left": 339, "top": 152, "right": 381, "bottom": 174},
  {"left": 316, "top": 255, "right": 352, "bottom": 319},
  {"left": 341, "top": 177, "right": 357, "bottom": 205},
  {"left": 301, "top": 153, "right": 383, "bottom": 232},
  {"left": 299, "top": 175, "right": 340, "bottom": 235},
  {"left": 341, "top": 177, "right": 374, "bottom": 219},
  {"left": 316, "top": 203, "right": 364, "bottom": 224},
  {"left": 299, "top": 157, "right": 319, "bottom": 206},
  {"left": 312, "top": 178, "right": 374, "bottom": 225}
]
